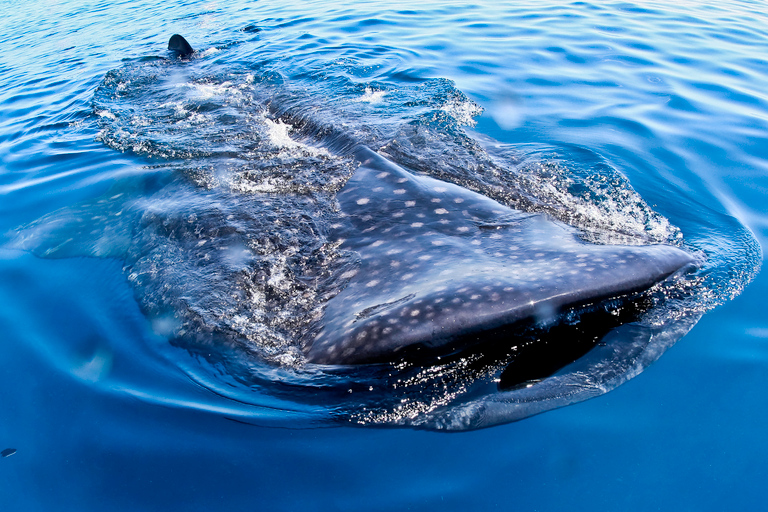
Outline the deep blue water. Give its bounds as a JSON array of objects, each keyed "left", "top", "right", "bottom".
[{"left": 1, "top": 0, "right": 767, "bottom": 509}]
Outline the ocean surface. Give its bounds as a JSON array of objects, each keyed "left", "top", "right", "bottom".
[{"left": 1, "top": 0, "right": 767, "bottom": 509}]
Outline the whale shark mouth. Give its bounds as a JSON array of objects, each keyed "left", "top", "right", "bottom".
[
  {"left": 305, "top": 146, "right": 695, "bottom": 366},
  {"left": 385, "top": 292, "right": 653, "bottom": 391}
]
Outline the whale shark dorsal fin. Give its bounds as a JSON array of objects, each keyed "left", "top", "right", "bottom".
[{"left": 168, "top": 34, "right": 194, "bottom": 58}]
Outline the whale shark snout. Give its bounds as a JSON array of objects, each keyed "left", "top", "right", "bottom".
[{"left": 305, "top": 147, "right": 696, "bottom": 365}]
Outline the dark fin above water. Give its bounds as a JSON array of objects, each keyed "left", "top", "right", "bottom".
[{"left": 168, "top": 34, "right": 194, "bottom": 58}]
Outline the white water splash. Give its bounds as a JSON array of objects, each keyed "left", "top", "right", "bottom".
[
  {"left": 441, "top": 97, "right": 483, "bottom": 126},
  {"left": 355, "top": 87, "right": 387, "bottom": 104},
  {"left": 264, "top": 118, "right": 330, "bottom": 156}
]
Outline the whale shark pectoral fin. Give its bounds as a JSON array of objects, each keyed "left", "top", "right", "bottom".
[
  {"left": 305, "top": 148, "right": 697, "bottom": 365},
  {"left": 168, "top": 34, "right": 194, "bottom": 58}
]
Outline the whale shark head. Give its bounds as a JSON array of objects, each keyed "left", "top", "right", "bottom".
[{"left": 306, "top": 146, "right": 695, "bottom": 367}]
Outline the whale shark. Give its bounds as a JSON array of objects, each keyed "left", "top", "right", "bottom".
[
  {"left": 22, "top": 34, "right": 697, "bottom": 370},
  {"left": 10, "top": 34, "right": 703, "bottom": 428}
]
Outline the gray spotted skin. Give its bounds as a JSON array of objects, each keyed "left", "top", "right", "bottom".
[{"left": 306, "top": 146, "right": 695, "bottom": 365}]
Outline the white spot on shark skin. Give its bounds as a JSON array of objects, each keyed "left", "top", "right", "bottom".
[
  {"left": 357, "top": 198, "right": 370, "bottom": 205},
  {"left": 405, "top": 201, "right": 416, "bottom": 207},
  {"left": 434, "top": 208, "right": 449, "bottom": 215},
  {"left": 394, "top": 189, "right": 406, "bottom": 195}
]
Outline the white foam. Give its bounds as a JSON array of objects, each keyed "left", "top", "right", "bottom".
[
  {"left": 200, "top": 47, "right": 221, "bottom": 57},
  {"left": 95, "top": 109, "right": 116, "bottom": 120},
  {"left": 264, "top": 118, "right": 330, "bottom": 156},
  {"left": 230, "top": 179, "right": 279, "bottom": 193},
  {"left": 355, "top": 86, "right": 387, "bottom": 104},
  {"left": 184, "top": 80, "right": 235, "bottom": 99},
  {"left": 441, "top": 97, "right": 483, "bottom": 127}
]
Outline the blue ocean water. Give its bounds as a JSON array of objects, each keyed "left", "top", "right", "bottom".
[{"left": 1, "top": 0, "right": 767, "bottom": 509}]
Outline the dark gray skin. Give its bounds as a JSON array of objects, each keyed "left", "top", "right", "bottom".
[{"left": 307, "top": 146, "right": 696, "bottom": 365}]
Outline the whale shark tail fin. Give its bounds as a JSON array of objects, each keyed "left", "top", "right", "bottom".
[{"left": 168, "top": 34, "right": 194, "bottom": 58}]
